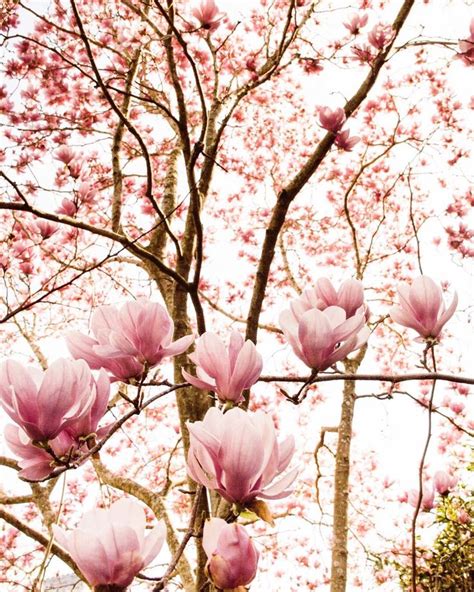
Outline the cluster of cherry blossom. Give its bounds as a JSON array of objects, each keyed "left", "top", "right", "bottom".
[{"left": 0, "top": 275, "right": 458, "bottom": 590}]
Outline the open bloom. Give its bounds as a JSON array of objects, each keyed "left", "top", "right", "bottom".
[
  {"left": 433, "top": 470, "right": 457, "bottom": 495},
  {"left": 192, "top": 0, "right": 224, "bottom": 32},
  {"left": 182, "top": 331, "right": 262, "bottom": 404},
  {"left": 187, "top": 407, "right": 297, "bottom": 505},
  {"left": 343, "top": 13, "right": 368, "bottom": 35},
  {"left": 53, "top": 498, "right": 166, "bottom": 589},
  {"left": 0, "top": 359, "right": 98, "bottom": 442},
  {"left": 280, "top": 305, "right": 368, "bottom": 372},
  {"left": 389, "top": 276, "right": 458, "bottom": 340},
  {"left": 203, "top": 518, "right": 259, "bottom": 590},
  {"left": 335, "top": 129, "right": 360, "bottom": 151},
  {"left": 4, "top": 424, "right": 75, "bottom": 481},
  {"left": 66, "top": 300, "right": 193, "bottom": 381},
  {"left": 367, "top": 23, "right": 394, "bottom": 50},
  {"left": 407, "top": 486, "right": 435, "bottom": 512},
  {"left": 318, "top": 107, "right": 346, "bottom": 132}
]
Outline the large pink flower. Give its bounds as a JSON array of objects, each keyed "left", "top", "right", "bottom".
[
  {"left": 389, "top": 276, "right": 458, "bottom": 340},
  {"left": 187, "top": 407, "right": 297, "bottom": 505},
  {"left": 203, "top": 518, "right": 259, "bottom": 589},
  {"left": 0, "top": 359, "right": 98, "bottom": 442},
  {"left": 65, "top": 300, "right": 193, "bottom": 381},
  {"left": 53, "top": 498, "right": 166, "bottom": 588},
  {"left": 182, "top": 331, "right": 262, "bottom": 404},
  {"left": 280, "top": 305, "right": 368, "bottom": 372}
]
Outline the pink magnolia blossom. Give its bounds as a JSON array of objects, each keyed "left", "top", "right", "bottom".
[
  {"left": 433, "top": 470, "right": 457, "bottom": 495},
  {"left": 343, "top": 13, "right": 368, "bottom": 35},
  {"left": 57, "top": 197, "right": 77, "bottom": 216},
  {"left": 53, "top": 498, "right": 166, "bottom": 588},
  {"left": 182, "top": 331, "right": 262, "bottom": 404},
  {"left": 367, "top": 24, "right": 394, "bottom": 50},
  {"left": 335, "top": 129, "right": 360, "bottom": 151},
  {"left": 186, "top": 407, "right": 297, "bottom": 505},
  {"left": 192, "top": 0, "right": 224, "bottom": 32},
  {"left": 0, "top": 359, "right": 99, "bottom": 442},
  {"left": 289, "top": 277, "right": 366, "bottom": 320},
  {"left": 203, "top": 518, "right": 259, "bottom": 589},
  {"left": 457, "top": 18, "right": 474, "bottom": 66},
  {"left": 66, "top": 300, "right": 193, "bottom": 382},
  {"left": 389, "top": 276, "right": 458, "bottom": 340},
  {"left": 407, "top": 486, "right": 435, "bottom": 511},
  {"left": 280, "top": 305, "right": 368, "bottom": 373},
  {"left": 318, "top": 107, "right": 346, "bottom": 133},
  {"left": 34, "top": 219, "right": 58, "bottom": 239},
  {"left": 54, "top": 146, "right": 76, "bottom": 164},
  {"left": 4, "top": 424, "right": 75, "bottom": 481}
]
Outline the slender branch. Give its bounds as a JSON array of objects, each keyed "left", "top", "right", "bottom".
[
  {"left": 245, "top": 0, "right": 416, "bottom": 345},
  {"left": 258, "top": 372, "right": 474, "bottom": 385}
]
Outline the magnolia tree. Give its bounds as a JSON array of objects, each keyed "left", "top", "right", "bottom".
[{"left": 0, "top": 0, "right": 473, "bottom": 591}]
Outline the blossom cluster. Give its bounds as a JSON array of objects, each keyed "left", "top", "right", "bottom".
[{"left": 0, "top": 275, "right": 458, "bottom": 590}]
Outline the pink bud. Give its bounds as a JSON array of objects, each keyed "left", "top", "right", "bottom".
[
  {"left": 318, "top": 107, "right": 346, "bottom": 133},
  {"left": 66, "top": 300, "right": 193, "bottom": 382},
  {"left": 187, "top": 407, "right": 297, "bottom": 505},
  {"left": 53, "top": 499, "right": 166, "bottom": 588},
  {"left": 203, "top": 518, "right": 259, "bottom": 589},
  {"left": 192, "top": 0, "right": 224, "bottom": 32},
  {"left": 182, "top": 331, "right": 262, "bottom": 404},
  {"left": 390, "top": 276, "right": 458, "bottom": 340},
  {"left": 433, "top": 470, "right": 457, "bottom": 495}
]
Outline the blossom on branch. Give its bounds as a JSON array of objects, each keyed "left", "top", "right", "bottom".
[
  {"left": 433, "top": 470, "right": 457, "bottom": 495},
  {"left": 335, "top": 129, "right": 361, "bottom": 151},
  {"left": 203, "top": 518, "right": 259, "bottom": 590},
  {"left": 280, "top": 305, "right": 369, "bottom": 373},
  {"left": 191, "top": 0, "right": 224, "bottom": 32},
  {"left": 65, "top": 300, "right": 193, "bottom": 382},
  {"left": 389, "top": 276, "right": 458, "bottom": 340},
  {"left": 0, "top": 359, "right": 102, "bottom": 442},
  {"left": 367, "top": 23, "right": 394, "bottom": 50},
  {"left": 53, "top": 498, "right": 166, "bottom": 589},
  {"left": 318, "top": 107, "right": 346, "bottom": 133},
  {"left": 290, "top": 277, "right": 366, "bottom": 319},
  {"left": 182, "top": 331, "right": 262, "bottom": 404},
  {"left": 186, "top": 407, "right": 297, "bottom": 506},
  {"left": 343, "top": 13, "right": 368, "bottom": 36}
]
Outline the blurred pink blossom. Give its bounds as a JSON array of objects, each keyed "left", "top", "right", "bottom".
[
  {"left": 335, "top": 129, "right": 360, "bottom": 151},
  {"left": 344, "top": 13, "right": 368, "bottom": 35},
  {"left": 407, "top": 486, "right": 435, "bottom": 511},
  {"left": 433, "top": 470, "right": 457, "bottom": 495},
  {"left": 318, "top": 107, "right": 346, "bottom": 132},
  {"left": 192, "top": 0, "right": 224, "bottom": 32},
  {"left": 368, "top": 24, "right": 394, "bottom": 50},
  {"left": 456, "top": 18, "right": 474, "bottom": 66}
]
